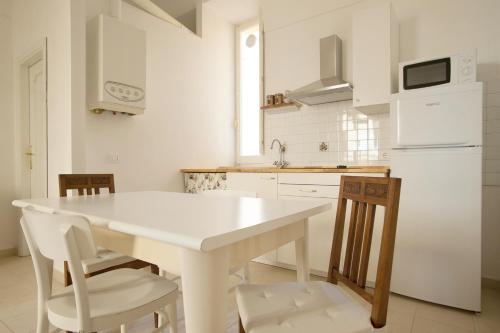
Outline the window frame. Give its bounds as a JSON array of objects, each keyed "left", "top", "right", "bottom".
[{"left": 235, "top": 18, "right": 265, "bottom": 164}]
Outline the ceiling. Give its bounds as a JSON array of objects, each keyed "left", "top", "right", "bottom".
[
  {"left": 126, "top": 0, "right": 260, "bottom": 25},
  {"left": 205, "top": 0, "right": 260, "bottom": 24},
  {"left": 150, "top": 0, "right": 199, "bottom": 18}
]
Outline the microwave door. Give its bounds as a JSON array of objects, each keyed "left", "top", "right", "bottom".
[{"left": 403, "top": 57, "right": 451, "bottom": 90}]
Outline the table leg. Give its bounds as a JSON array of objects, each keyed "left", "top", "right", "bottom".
[
  {"left": 180, "top": 247, "right": 230, "bottom": 333},
  {"left": 295, "top": 219, "right": 310, "bottom": 282}
]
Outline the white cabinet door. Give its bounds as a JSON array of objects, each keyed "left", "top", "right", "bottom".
[
  {"left": 276, "top": 195, "right": 385, "bottom": 282},
  {"left": 227, "top": 172, "right": 277, "bottom": 198},
  {"left": 227, "top": 172, "right": 386, "bottom": 279},
  {"left": 276, "top": 195, "right": 337, "bottom": 275},
  {"left": 227, "top": 172, "right": 278, "bottom": 263},
  {"left": 391, "top": 83, "right": 483, "bottom": 148},
  {"left": 390, "top": 148, "right": 481, "bottom": 310},
  {"left": 275, "top": 175, "right": 386, "bottom": 281},
  {"left": 353, "top": 1, "right": 398, "bottom": 113}
]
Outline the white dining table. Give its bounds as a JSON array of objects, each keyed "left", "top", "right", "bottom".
[{"left": 12, "top": 191, "right": 331, "bottom": 333}]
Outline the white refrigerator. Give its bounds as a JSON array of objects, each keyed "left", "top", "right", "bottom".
[{"left": 389, "top": 82, "right": 483, "bottom": 311}]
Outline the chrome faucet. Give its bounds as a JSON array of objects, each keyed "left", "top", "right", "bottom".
[{"left": 270, "top": 139, "right": 289, "bottom": 168}]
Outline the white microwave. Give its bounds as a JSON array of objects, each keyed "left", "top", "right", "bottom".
[{"left": 399, "top": 50, "right": 476, "bottom": 92}]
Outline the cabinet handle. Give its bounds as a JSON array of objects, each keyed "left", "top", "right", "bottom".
[
  {"left": 425, "top": 102, "right": 440, "bottom": 107},
  {"left": 261, "top": 177, "right": 276, "bottom": 180},
  {"left": 299, "top": 189, "right": 318, "bottom": 193}
]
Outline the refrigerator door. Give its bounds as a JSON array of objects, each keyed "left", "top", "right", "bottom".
[
  {"left": 391, "top": 82, "right": 483, "bottom": 148},
  {"left": 390, "top": 147, "right": 481, "bottom": 311}
]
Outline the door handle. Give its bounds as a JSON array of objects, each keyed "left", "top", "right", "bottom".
[
  {"left": 25, "top": 146, "right": 34, "bottom": 169},
  {"left": 425, "top": 102, "right": 440, "bottom": 107}
]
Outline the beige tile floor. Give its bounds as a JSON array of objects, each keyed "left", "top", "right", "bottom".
[{"left": 0, "top": 256, "right": 499, "bottom": 333}]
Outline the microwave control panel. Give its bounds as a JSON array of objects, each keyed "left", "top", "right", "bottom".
[{"left": 457, "top": 52, "right": 476, "bottom": 84}]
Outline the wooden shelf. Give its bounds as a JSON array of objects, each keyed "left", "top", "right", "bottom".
[{"left": 260, "top": 102, "right": 300, "bottom": 110}]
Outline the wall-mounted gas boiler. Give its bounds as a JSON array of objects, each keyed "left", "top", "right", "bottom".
[{"left": 87, "top": 14, "right": 146, "bottom": 115}]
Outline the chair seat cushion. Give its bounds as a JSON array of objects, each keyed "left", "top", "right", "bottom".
[
  {"left": 236, "top": 281, "right": 383, "bottom": 333},
  {"left": 81, "top": 247, "right": 136, "bottom": 274},
  {"left": 48, "top": 268, "right": 177, "bottom": 329}
]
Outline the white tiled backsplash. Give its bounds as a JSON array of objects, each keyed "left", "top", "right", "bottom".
[{"left": 263, "top": 101, "right": 390, "bottom": 166}]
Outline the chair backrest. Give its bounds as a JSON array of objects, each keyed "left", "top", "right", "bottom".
[
  {"left": 200, "top": 189, "right": 257, "bottom": 197},
  {"left": 327, "top": 175, "right": 401, "bottom": 328},
  {"left": 59, "top": 174, "right": 115, "bottom": 197},
  {"left": 21, "top": 207, "right": 97, "bottom": 331}
]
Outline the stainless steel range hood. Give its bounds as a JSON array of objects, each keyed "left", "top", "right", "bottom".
[{"left": 286, "top": 35, "right": 353, "bottom": 105}]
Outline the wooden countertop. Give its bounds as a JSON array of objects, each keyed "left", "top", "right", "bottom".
[{"left": 180, "top": 166, "right": 390, "bottom": 174}]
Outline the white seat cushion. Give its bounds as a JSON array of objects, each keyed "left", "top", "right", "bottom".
[
  {"left": 81, "top": 247, "right": 137, "bottom": 274},
  {"left": 236, "top": 281, "right": 383, "bottom": 333},
  {"left": 48, "top": 268, "right": 178, "bottom": 330}
]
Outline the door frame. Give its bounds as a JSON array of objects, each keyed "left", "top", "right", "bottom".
[{"left": 15, "top": 38, "right": 48, "bottom": 199}]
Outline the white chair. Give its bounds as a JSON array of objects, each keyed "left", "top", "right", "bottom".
[
  {"left": 236, "top": 176, "right": 402, "bottom": 333},
  {"left": 200, "top": 189, "right": 258, "bottom": 285},
  {"left": 21, "top": 206, "right": 178, "bottom": 333},
  {"left": 59, "top": 174, "right": 165, "bottom": 328}
]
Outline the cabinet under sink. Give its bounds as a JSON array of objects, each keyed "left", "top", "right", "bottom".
[{"left": 224, "top": 171, "right": 386, "bottom": 278}]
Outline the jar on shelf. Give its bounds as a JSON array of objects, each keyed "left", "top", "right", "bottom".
[
  {"left": 274, "top": 93, "right": 284, "bottom": 104},
  {"left": 266, "top": 95, "right": 275, "bottom": 105}
]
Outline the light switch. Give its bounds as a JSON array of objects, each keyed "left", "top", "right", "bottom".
[{"left": 108, "top": 153, "right": 119, "bottom": 163}]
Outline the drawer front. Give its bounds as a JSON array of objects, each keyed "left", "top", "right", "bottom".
[
  {"left": 278, "top": 172, "right": 386, "bottom": 186},
  {"left": 278, "top": 184, "right": 340, "bottom": 199},
  {"left": 279, "top": 173, "right": 342, "bottom": 185}
]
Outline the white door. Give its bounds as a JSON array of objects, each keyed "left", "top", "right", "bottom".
[
  {"left": 390, "top": 82, "right": 483, "bottom": 148},
  {"left": 18, "top": 47, "right": 48, "bottom": 257},
  {"left": 390, "top": 147, "right": 482, "bottom": 311},
  {"left": 27, "top": 59, "right": 48, "bottom": 199}
]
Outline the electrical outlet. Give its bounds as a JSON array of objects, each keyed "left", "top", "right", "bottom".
[{"left": 319, "top": 142, "right": 328, "bottom": 152}]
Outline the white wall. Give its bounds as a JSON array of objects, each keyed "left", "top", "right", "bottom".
[
  {"left": 71, "top": 0, "right": 88, "bottom": 174},
  {"left": 0, "top": 0, "right": 234, "bottom": 253},
  {"left": 0, "top": 0, "right": 18, "bottom": 252},
  {"left": 261, "top": 0, "right": 500, "bottom": 280},
  {"left": 80, "top": 1, "right": 235, "bottom": 192}
]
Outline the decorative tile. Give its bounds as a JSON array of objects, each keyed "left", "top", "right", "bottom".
[{"left": 184, "top": 173, "right": 227, "bottom": 193}]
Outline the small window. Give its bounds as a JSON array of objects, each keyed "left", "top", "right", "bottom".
[{"left": 237, "top": 21, "right": 263, "bottom": 161}]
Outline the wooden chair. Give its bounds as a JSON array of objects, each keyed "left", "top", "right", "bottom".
[
  {"left": 59, "top": 174, "right": 161, "bottom": 327},
  {"left": 236, "top": 175, "right": 402, "bottom": 332},
  {"left": 20, "top": 206, "right": 178, "bottom": 333}
]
